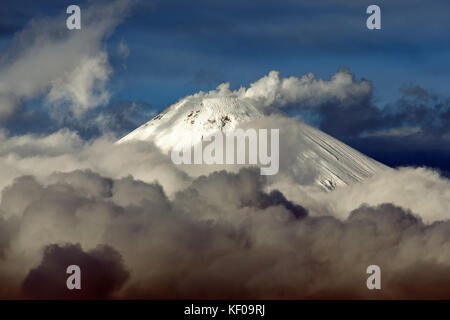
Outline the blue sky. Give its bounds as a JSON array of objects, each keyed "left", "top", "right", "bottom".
[
  {"left": 0, "top": 0, "right": 450, "bottom": 172},
  {"left": 2, "top": 0, "right": 449, "bottom": 107}
]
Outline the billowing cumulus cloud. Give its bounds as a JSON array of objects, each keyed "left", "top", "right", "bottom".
[
  {"left": 272, "top": 165, "right": 450, "bottom": 224},
  {"left": 0, "top": 165, "right": 449, "bottom": 299},
  {"left": 188, "top": 67, "right": 373, "bottom": 116},
  {"left": 242, "top": 67, "right": 372, "bottom": 111},
  {"left": 0, "top": 129, "right": 191, "bottom": 198}
]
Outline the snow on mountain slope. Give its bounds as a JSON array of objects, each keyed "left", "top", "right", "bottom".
[
  {"left": 118, "top": 96, "right": 265, "bottom": 150},
  {"left": 118, "top": 96, "right": 388, "bottom": 190}
]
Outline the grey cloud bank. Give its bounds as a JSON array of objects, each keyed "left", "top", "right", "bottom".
[
  {"left": 0, "top": 166, "right": 449, "bottom": 298},
  {"left": 0, "top": 113, "right": 448, "bottom": 299}
]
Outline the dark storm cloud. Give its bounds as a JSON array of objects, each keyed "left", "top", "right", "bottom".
[
  {"left": 22, "top": 243, "right": 129, "bottom": 299},
  {"left": 322, "top": 82, "right": 450, "bottom": 169},
  {"left": 386, "top": 85, "right": 450, "bottom": 136},
  {"left": 315, "top": 82, "right": 450, "bottom": 141},
  {"left": 0, "top": 216, "right": 14, "bottom": 259},
  {"left": 177, "top": 169, "right": 307, "bottom": 220},
  {"left": 0, "top": 166, "right": 448, "bottom": 299}
]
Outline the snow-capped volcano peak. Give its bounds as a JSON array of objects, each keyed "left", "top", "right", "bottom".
[
  {"left": 118, "top": 96, "right": 266, "bottom": 150},
  {"left": 118, "top": 95, "right": 388, "bottom": 190}
]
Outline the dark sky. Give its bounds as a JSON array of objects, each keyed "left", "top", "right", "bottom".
[{"left": 0, "top": 0, "right": 449, "bottom": 173}]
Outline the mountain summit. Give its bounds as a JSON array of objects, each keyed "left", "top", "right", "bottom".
[{"left": 118, "top": 95, "right": 387, "bottom": 190}]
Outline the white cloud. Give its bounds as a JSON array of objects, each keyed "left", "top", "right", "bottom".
[
  {"left": 186, "top": 67, "right": 373, "bottom": 112},
  {"left": 272, "top": 166, "right": 450, "bottom": 224},
  {"left": 0, "top": 130, "right": 191, "bottom": 203},
  {"left": 46, "top": 53, "right": 112, "bottom": 118},
  {"left": 0, "top": 0, "right": 133, "bottom": 121}
]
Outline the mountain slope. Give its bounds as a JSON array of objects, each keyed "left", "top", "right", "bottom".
[{"left": 118, "top": 96, "right": 388, "bottom": 190}]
